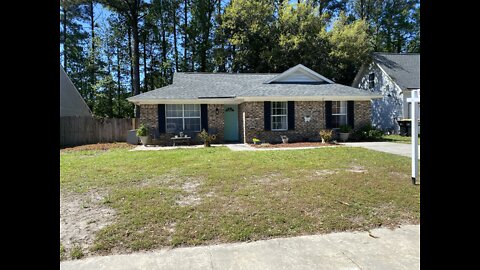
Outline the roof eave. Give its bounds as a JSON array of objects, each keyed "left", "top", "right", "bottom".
[{"left": 128, "top": 95, "right": 382, "bottom": 105}]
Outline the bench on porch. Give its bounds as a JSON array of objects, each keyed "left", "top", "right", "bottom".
[{"left": 170, "top": 136, "right": 191, "bottom": 146}]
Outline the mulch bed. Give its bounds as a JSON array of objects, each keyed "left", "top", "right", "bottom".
[
  {"left": 60, "top": 142, "right": 135, "bottom": 153},
  {"left": 250, "top": 142, "right": 339, "bottom": 148}
]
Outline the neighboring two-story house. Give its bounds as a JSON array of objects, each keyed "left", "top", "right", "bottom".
[{"left": 352, "top": 53, "right": 419, "bottom": 133}]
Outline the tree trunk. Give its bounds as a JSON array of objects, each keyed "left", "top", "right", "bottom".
[
  {"left": 200, "top": 6, "right": 212, "bottom": 72},
  {"left": 116, "top": 46, "right": 122, "bottom": 116},
  {"left": 150, "top": 46, "right": 155, "bottom": 90},
  {"left": 191, "top": 41, "right": 195, "bottom": 71},
  {"left": 143, "top": 33, "right": 147, "bottom": 93},
  {"left": 128, "top": 26, "right": 134, "bottom": 93},
  {"left": 173, "top": 4, "right": 179, "bottom": 72},
  {"left": 360, "top": 0, "right": 365, "bottom": 20},
  {"left": 160, "top": 0, "right": 167, "bottom": 77},
  {"left": 184, "top": 0, "right": 188, "bottom": 71},
  {"left": 131, "top": 16, "right": 141, "bottom": 118},
  {"left": 89, "top": 1, "right": 96, "bottom": 92},
  {"left": 217, "top": 0, "right": 225, "bottom": 72},
  {"left": 107, "top": 51, "right": 113, "bottom": 118},
  {"left": 62, "top": 7, "right": 67, "bottom": 69}
]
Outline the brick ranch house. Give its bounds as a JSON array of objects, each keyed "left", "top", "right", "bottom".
[{"left": 127, "top": 64, "right": 382, "bottom": 145}]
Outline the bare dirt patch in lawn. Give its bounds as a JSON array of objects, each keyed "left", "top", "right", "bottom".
[
  {"left": 315, "top": 169, "right": 338, "bottom": 177},
  {"left": 176, "top": 179, "right": 203, "bottom": 206},
  {"left": 250, "top": 142, "right": 339, "bottom": 148},
  {"left": 346, "top": 165, "right": 368, "bottom": 173},
  {"left": 60, "top": 190, "right": 116, "bottom": 258}
]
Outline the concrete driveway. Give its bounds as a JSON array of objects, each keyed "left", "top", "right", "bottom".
[
  {"left": 60, "top": 225, "right": 419, "bottom": 270},
  {"left": 341, "top": 142, "right": 420, "bottom": 159}
]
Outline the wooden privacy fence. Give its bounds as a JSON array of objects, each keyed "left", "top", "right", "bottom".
[{"left": 60, "top": 116, "right": 134, "bottom": 147}]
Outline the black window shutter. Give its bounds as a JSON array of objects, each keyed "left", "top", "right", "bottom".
[
  {"left": 264, "top": 101, "right": 271, "bottom": 131},
  {"left": 288, "top": 101, "right": 295, "bottom": 130},
  {"left": 201, "top": 104, "right": 208, "bottom": 132},
  {"left": 325, "top": 101, "right": 332, "bottom": 129},
  {"left": 158, "top": 104, "right": 165, "bottom": 133},
  {"left": 347, "top": 101, "right": 354, "bottom": 128}
]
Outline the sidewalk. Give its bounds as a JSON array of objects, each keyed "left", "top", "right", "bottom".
[{"left": 60, "top": 224, "right": 419, "bottom": 270}]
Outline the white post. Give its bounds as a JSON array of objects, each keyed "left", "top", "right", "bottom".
[
  {"left": 407, "top": 90, "right": 420, "bottom": 184},
  {"left": 243, "top": 111, "right": 246, "bottom": 144}
]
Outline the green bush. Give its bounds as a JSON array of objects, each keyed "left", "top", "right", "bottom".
[
  {"left": 339, "top": 124, "right": 352, "bottom": 133},
  {"left": 351, "top": 125, "right": 383, "bottom": 141},
  {"left": 136, "top": 123, "right": 148, "bottom": 137},
  {"left": 319, "top": 129, "right": 333, "bottom": 143}
]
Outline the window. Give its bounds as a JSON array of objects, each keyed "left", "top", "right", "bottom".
[
  {"left": 165, "top": 104, "right": 201, "bottom": 132},
  {"left": 271, "top": 101, "right": 288, "bottom": 131},
  {"left": 332, "top": 101, "right": 347, "bottom": 128},
  {"left": 368, "top": 73, "right": 375, "bottom": 89}
]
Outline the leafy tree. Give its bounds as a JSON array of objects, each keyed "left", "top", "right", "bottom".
[
  {"left": 328, "top": 12, "right": 371, "bottom": 84},
  {"left": 222, "top": 0, "right": 277, "bottom": 72},
  {"left": 274, "top": 1, "right": 329, "bottom": 72}
]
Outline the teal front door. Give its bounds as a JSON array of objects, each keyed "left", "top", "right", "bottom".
[{"left": 224, "top": 105, "right": 239, "bottom": 141}]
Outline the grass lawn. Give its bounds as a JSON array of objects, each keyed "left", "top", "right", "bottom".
[
  {"left": 60, "top": 145, "right": 420, "bottom": 257},
  {"left": 382, "top": 134, "right": 420, "bottom": 144}
]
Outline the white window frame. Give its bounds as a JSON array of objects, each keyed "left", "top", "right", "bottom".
[
  {"left": 332, "top": 101, "right": 348, "bottom": 128},
  {"left": 271, "top": 101, "right": 288, "bottom": 131},
  {"left": 165, "top": 104, "right": 201, "bottom": 132}
]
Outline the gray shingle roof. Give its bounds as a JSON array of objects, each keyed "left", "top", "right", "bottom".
[
  {"left": 60, "top": 65, "right": 92, "bottom": 117},
  {"left": 373, "top": 53, "right": 420, "bottom": 89},
  {"left": 128, "top": 72, "right": 380, "bottom": 102}
]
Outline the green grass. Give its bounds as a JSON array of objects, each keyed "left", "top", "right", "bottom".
[
  {"left": 70, "top": 245, "right": 84, "bottom": 260},
  {"left": 61, "top": 146, "right": 420, "bottom": 255},
  {"left": 382, "top": 134, "right": 420, "bottom": 144},
  {"left": 60, "top": 243, "right": 66, "bottom": 261}
]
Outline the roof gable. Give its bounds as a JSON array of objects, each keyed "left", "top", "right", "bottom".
[
  {"left": 127, "top": 64, "right": 382, "bottom": 103},
  {"left": 60, "top": 65, "right": 92, "bottom": 117},
  {"left": 372, "top": 53, "right": 420, "bottom": 89},
  {"left": 264, "top": 64, "right": 334, "bottom": 84}
]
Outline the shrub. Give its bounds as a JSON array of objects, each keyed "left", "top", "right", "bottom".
[
  {"left": 319, "top": 129, "right": 333, "bottom": 143},
  {"left": 136, "top": 123, "right": 148, "bottom": 137},
  {"left": 351, "top": 125, "right": 383, "bottom": 141},
  {"left": 198, "top": 129, "right": 217, "bottom": 147},
  {"left": 339, "top": 124, "right": 352, "bottom": 133}
]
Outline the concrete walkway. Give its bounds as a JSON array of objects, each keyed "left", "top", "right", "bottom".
[
  {"left": 60, "top": 225, "right": 419, "bottom": 270},
  {"left": 132, "top": 144, "right": 339, "bottom": 152},
  {"left": 225, "top": 144, "right": 340, "bottom": 151},
  {"left": 341, "top": 142, "right": 420, "bottom": 159},
  {"left": 131, "top": 142, "right": 419, "bottom": 159}
]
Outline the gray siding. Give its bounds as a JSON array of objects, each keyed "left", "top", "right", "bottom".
[{"left": 353, "top": 63, "right": 404, "bottom": 133}]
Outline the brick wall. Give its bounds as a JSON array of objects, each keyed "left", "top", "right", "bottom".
[
  {"left": 354, "top": 101, "right": 372, "bottom": 128},
  {"left": 239, "top": 101, "right": 326, "bottom": 144},
  {"left": 139, "top": 105, "right": 158, "bottom": 130},
  {"left": 139, "top": 104, "right": 225, "bottom": 145},
  {"left": 140, "top": 101, "right": 372, "bottom": 145},
  {"left": 208, "top": 104, "right": 224, "bottom": 143}
]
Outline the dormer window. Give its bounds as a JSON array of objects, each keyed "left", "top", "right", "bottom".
[{"left": 368, "top": 73, "right": 375, "bottom": 89}]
